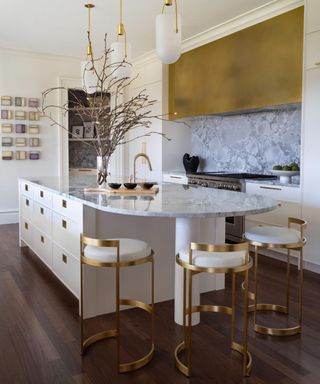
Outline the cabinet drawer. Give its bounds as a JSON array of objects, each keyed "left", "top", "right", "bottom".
[
  {"left": 52, "top": 243, "right": 80, "bottom": 297},
  {"left": 52, "top": 194, "right": 82, "bottom": 223},
  {"left": 306, "top": 31, "right": 320, "bottom": 70},
  {"left": 34, "top": 202, "right": 52, "bottom": 235},
  {"left": 20, "top": 180, "right": 34, "bottom": 199},
  {"left": 52, "top": 212, "right": 81, "bottom": 258},
  {"left": 245, "top": 183, "right": 301, "bottom": 203},
  {"left": 21, "top": 218, "right": 33, "bottom": 247},
  {"left": 20, "top": 196, "right": 34, "bottom": 220},
  {"left": 33, "top": 186, "right": 52, "bottom": 209},
  {"left": 33, "top": 228, "right": 52, "bottom": 268}
]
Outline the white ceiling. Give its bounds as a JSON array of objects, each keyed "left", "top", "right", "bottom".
[{"left": 0, "top": 0, "right": 274, "bottom": 59}]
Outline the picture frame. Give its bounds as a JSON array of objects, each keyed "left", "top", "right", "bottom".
[
  {"left": 29, "top": 151, "right": 40, "bottom": 160},
  {"left": 15, "top": 138, "right": 27, "bottom": 147},
  {"left": 71, "top": 125, "right": 84, "bottom": 139},
  {"left": 15, "top": 111, "right": 26, "bottom": 120},
  {"left": 29, "top": 111, "right": 40, "bottom": 121},
  {"left": 15, "top": 97, "right": 26, "bottom": 107},
  {"left": 15, "top": 124, "right": 27, "bottom": 134},
  {"left": 1, "top": 96, "right": 12, "bottom": 106},
  {"left": 1, "top": 124, "right": 13, "bottom": 133},
  {"left": 83, "top": 122, "right": 95, "bottom": 138},
  {"left": 16, "top": 151, "right": 28, "bottom": 160},
  {"left": 29, "top": 138, "right": 40, "bottom": 147},
  {"left": 28, "top": 98, "right": 39, "bottom": 108},
  {"left": 29, "top": 125, "right": 40, "bottom": 134},
  {"left": 2, "top": 151, "right": 13, "bottom": 160},
  {"left": 2, "top": 137, "right": 13, "bottom": 147},
  {"left": 1, "top": 110, "right": 13, "bottom": 119}
]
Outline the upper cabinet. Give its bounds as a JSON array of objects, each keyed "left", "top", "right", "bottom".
[
  {"left": 306, "top": 0, "right": 320, "bottom": 33},
  {"left": 169, "top": 7, "right": 304, "bottom": 119}
]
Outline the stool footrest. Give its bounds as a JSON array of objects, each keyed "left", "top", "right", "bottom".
[
  {"left": 254, "top": 324, "right": 301, "bottom": 336},
  {"left": 82, "top": 329, "right": 117, "bottom": 354},
  {"left": 190, "top": 304, "right": 232, "bottom": 315},
  {"left": 120, "top": 298, "right": 152, "bottom": 313},
  {"left": 119, "top": 343, "right": 155, "bottom": 373},
  {"left": 248, "top": 303, "right": 288, "bottom": 313}
]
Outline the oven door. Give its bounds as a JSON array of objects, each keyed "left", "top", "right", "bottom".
[{"left": 225, "top": 215, "right": 244, "bottom": 243}]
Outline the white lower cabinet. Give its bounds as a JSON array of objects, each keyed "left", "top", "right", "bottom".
[
  {"left": 52, "top": 212, "right": 81, "bottom": 258},
  {"left": 21, "top": 217, "right": 33, "bottom": 247},
  {"left": 33, "top": 228, "right": 52, "bottom": 268},
  {"left": 33, "top": 201, "right": 52, "bottom": 236},
  {"left": 52, "top": 243, "right": 80, "bottom": 297}
]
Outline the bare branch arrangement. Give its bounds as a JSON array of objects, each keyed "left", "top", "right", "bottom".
[{"left": 40, "top": 33, "right": 169, "bottom": 184}]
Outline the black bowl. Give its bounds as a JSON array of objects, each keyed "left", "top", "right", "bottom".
[
  {"left": 108, "top": 183, "right": 121, "bottom": 189},
  {"left": 123, "top": 183, "right": 137, "bottom": 190},
  {"left": 141, "top": 182, "right": 155, "bottom": 190}
]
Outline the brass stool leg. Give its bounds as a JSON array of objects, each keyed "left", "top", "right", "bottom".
[{"left": 187, "top": 269, "right": 193, "bottom": 375}]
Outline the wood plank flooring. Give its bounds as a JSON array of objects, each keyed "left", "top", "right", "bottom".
[{"left": 1, "top": 224, "right": 320, "bottom": 383}]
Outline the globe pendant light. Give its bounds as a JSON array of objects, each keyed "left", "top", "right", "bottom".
[
  {"left": 156, "top": 0, "right": 181, "bottom": 64},
  {"left": 81, "top": 3, "right": 98, "bottom": 94},
  {"left": 111, "top": 0, "right": 132, "bottom": 79}
]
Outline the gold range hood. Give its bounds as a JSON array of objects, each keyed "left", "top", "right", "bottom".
[{"left": 169, "top": 7, "right": 304, "bottom": 119}]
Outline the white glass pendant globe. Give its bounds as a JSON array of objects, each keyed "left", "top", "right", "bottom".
[
  {"left": 156, "top": 13, "right": 181, "bottom": 64},
  {"left": 81, "top": 59, "right": 98, "bottom": 94},
  {"left": 110, "top": 39, "right": 132, "bottom": 79}
]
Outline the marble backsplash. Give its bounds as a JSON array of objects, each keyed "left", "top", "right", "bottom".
[
  {"left": 185, "top": 104, "right": 301, "bottom": 173},
  {"left": 69, "top": 141, "right": 96, "bottom": 169}
]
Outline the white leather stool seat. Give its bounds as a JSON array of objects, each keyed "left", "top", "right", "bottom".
[
  {"left": 84, "top": 238, "right": 152, "bottom": 263},
  {"left": 180, "top": 249, "right": 246, "bottom": 269},
  {"left": 244, "top": 226, "right": 301, "bottom": 245}
]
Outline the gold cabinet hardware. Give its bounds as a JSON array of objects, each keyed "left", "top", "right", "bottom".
[
  {"left": 62, "top": 219, "right": 67, "bottom": 229},
  {"left": 25, "top": 222, "right": 28, "bottom": 230},
  {"left": 62, "top": 254, "right": 68, "bottom": 264},
  {"left": 40, "top": 191, "right": 44, "bottom": 198},
  {"left": 40, "top": 207, "right": 44, "bottom": 215},
  {"left": 315, "top": 62, "right": 320, "bottom": 66},
  {"left": 259, "top": 186, "right": 282, "bottom": 191},
  {"left": 25, "top": 184, "right": 28, "bottom": 191},
  {"left": 26, "top": 199, "right": 29, "bottom": 206},
  {"left": 41, "top": 235, "right": 44, "bottom": 243},
  {"left": 170, "top": 176, "right": 182, "bottom": 179},
  {"left": 62, "top": 199, "right": 67, "bottom": 208}
]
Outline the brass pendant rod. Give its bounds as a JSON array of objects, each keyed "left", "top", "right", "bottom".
[
  {"left": 85, "top": 4, "right": 95, "bottom": 59},
  {"left": 162, "top": 0, "right": 179, "bottom": 33},
  {"left": 116, "top": 0, "right": 127, "bottom": 58}
]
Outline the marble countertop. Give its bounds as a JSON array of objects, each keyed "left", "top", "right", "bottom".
[
  {"left": 20, "top": 175, "right": 278, "bottom": 218},
  {"left": 245, "top": 178, "right": 300, "bottom": 188}
]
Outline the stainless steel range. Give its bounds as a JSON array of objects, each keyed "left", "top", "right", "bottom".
[{"left": 187, "top": 172, "right": 277, "bottom": 242}]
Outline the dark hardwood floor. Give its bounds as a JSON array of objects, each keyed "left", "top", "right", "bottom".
[{"left": 1, "top": 224, "right": 320, "bottom": 384}]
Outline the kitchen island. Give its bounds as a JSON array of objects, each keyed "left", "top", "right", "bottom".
[{"left": 19, "top": 176, "right": 278, "bottom": 324}]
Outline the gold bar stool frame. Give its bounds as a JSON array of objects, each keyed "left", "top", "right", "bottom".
[
  {"left": 244, "top": 217, "right": 307, "bottom": 336},
  {"left": 174, "top": 242, "right": 253, "bottom": 378},
  {"left": 80, "top": 235, "right": 155, "bottom": 373}
]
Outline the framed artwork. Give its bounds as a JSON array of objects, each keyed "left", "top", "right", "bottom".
[
  {"left": 1, "top": 124, "right": 13, "bottom": 133},
  {"left": 29, "top": 111, "right": 40, "bottom": 121},
  {"left": 16, "top": 151, "right": 28, "bottom": 160},
  {"left": 84, "top": 122, "right": 95, "bottom": 138},
  {"left": 1, "top": 110, "right": 13, "bottom": 119},
  {"left": 29, "top": 138, "right": 40, "bottom": 147},
  {"left": 15, "top": 111, "right": 26, "bottom": 120},
  {"left": 1, "top": 96, "right": 12, "bottom": 106},
  {"left": 28, "top": 98, "right": 39, "bottom": 108},
  {"left": 15, "top": 97, "right": 26, "bottom": 107},
  {"left": 16, "top": 124, "right": 26, "bottom": 133},
  {"left": 2, "top": 151, "right": 13, "bottom": 160},
  {"left": 29, "top": 151, "right": 40, "bottom": 160},
  {"left": 2, "top": 137, "right": 13, "bottom": 147},
  {"left": 15, "top": 138, "right": 27, "bottom": 147},
  {"left": 29, "top": 125, "right": 40, "bottom": 134},
  {"left": 71, "top": 125, "right": 84, "bottom": 138}
]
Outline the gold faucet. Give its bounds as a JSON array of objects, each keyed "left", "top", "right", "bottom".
[{"left": 133, "top": 153, "right": 153, "bottom": 182}]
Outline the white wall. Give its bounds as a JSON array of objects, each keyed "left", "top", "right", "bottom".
[{"left": 0, "top": 49, "right": 80, "bottom": 224}]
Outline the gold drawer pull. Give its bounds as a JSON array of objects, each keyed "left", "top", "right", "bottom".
[
  {"left": 170, "top": 176, "right": 182, "bottom": 179},
  {"left": 25, "top": 184, "right": 28, "bottom": 191},
  {"left": 41, "top": 235, "right": 44, "bottom": 243},
  {"left": 40, "top": 207, "right": 44, "bottom": 215},
  {"left": 26, "top": 199, "right": 29, "bottom": 206},
  {"left": 62, "top": 254, "right": 68, "bottom": 264},
  {"left": 40, "top": 191, "right": 44, "bottom": 198},
  {"left": 62, "top": 219, "right": 67, "bottom": 229},
  {"left": 25, "top": 222, "right": 28, "bottom": 230},
  {"left": 259, "top": 186, "right": 282, "bottom": 191},
  {"left": 62, "top": 199, "right": 67, "bottom": 208}
]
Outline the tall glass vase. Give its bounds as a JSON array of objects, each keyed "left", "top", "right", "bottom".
[{"left": 97, "top": 156, "right": 110, "bottom": 186}]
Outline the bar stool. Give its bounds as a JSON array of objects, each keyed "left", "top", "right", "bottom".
[
  {"left": 174, "top": 242, "right": 253, "bottom": 378},
  {"left": 80, "top": 235, "right": 155, "bottom": 373},
  {"left": 244, "top": 217, "right": 307, "bottom": 336}
]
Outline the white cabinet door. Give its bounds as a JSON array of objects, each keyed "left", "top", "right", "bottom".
[
  {"left": 52, "top": 194, "right": 83, "bottom": 224},
  {"left": 20, "top": 195, "right": 34, "bottom": 221},
  {"left": 33, "top": 186, "right": 52, "bottom": 209},
  {"left": 33, "top": 228, "right": 53, "bottom": 268},
  {"left": 52, "top": 212, "right": 81, "bottom": 258},
  {"left": 20, "top": 181, "right": 34, "bottom": 199},
  {"left": 305, "top": 31, "right": 320, "bottom": 70},
  {"left": 33, "top": 201, "right": 52, "bottom": 236},
  {"left": 306, "top": 0, "right": 320, "bottom": 33},
  {"left": 21, "top": 218, "right": 33, "bottom": 248}
]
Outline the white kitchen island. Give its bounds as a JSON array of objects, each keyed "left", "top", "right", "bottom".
[{"left": 18, "top": 176, "right": 278, "bottom": 325}]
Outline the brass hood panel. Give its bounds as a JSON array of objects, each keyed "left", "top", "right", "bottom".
[{"left": 169, "top": 7, "right": 304, "bottom": 119}]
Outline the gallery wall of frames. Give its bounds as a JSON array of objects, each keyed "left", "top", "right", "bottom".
[{"left": 0, "top": 96, "right": 41, "bottom": 161}]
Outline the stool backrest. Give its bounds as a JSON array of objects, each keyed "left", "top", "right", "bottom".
[
  {"left": 80, "top": 235, "right": 120, "bottom": 261},
  {"left": 288, "top": 217, "right": 307, "bottom": 238}
]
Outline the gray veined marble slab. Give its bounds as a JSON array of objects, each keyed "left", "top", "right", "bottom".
[{"left": 19, "top": 175, "right": 278, "bottom": 218}]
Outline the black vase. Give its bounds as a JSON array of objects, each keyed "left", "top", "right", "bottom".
[{"left": 183, "top": 153, "right": 199, "bottom": 173}]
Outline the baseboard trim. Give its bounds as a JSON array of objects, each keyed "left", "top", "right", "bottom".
[{"left": 0, "top": 210, "right": 19, "bottom": 225}]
